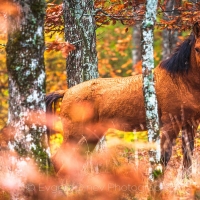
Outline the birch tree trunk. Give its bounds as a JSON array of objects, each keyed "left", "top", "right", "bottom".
[
  {"left": 6, "top": 0, "right": 49, "bottom": 198},
  {"left": 63, "top": 0, "right": 99, "bottom": 88},
  {"left": 141, "top": 0, "right": 162, "bottom": 193}
]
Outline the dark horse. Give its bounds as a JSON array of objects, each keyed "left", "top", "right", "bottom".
[{"left": 46, "top": 22, "right": 200, "bottom": 173}]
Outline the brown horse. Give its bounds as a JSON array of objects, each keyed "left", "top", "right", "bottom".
[{"left": 46, "top": 22, "right": 200, "bottom": 172}]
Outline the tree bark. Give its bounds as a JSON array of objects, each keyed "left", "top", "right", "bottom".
[
  {"left": 132, "top": 22, "right": 142, "bottom": 72},
  {"left": 63, "top": 0, "right": 99, "bottom": 88},
  {"left": 6, "top": 0, "right": 49, "bottom": 198},
  {"left": 141, "top": 0, "right": 162, "bottom": 192},
  {"left": 62, "top": 0, "right": 101, "bottom": 144}
]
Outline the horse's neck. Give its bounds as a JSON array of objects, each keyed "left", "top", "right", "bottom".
[{"left": 186, "top": 47, "right": 200, "bottom": 87}]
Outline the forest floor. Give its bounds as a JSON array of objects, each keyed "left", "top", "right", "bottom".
[
  {"left": 130, "top": 131, "right": 200, "bottom": 200},
  {"left": 1, "top": 127, "right": 199, "bottom": 199},
  {"left": 56, "top": 129, "right": 200, "bottom": 200},
  {"left": 74, "top": 129, "right": 200, "bottom": 200}
]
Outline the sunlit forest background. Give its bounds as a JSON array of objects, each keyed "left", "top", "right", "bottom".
[
  {"left": 0, "top": 22, "right": 174, "bottom": 130},
  {"left": 0, "top": 0, "right": 190, "bottom": 129}
]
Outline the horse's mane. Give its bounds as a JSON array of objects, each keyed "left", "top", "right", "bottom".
[{"left": 160, "top": 34, "right": 195, "bottom": 75}]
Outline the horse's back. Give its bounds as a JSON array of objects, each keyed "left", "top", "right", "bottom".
[{"left": 60, "top": 75, "right": 146, "bottom": 132}]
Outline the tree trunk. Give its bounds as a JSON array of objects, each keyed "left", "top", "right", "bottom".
[
  {"left": 132, "top": 22, "right": 142, "bottom": 73},
  {"left": 63, "top": 0, "right": 99, "bottom": 88},
  {"left": 141, "top": 0, "right": 162, "bottom": 194},
  {"left": 162, "top": 0, "right": 180, "bottom": 59},
  {"left": 6, "top": 0, "right": 49, "bottom": 198}
]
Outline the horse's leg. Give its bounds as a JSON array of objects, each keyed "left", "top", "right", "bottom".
[
  {"left": 50, "top": 119, "right": 87, "bottom": 177},
  {"left": 160, "top": 129, "right": 178, "bottom": 167},
  {"left": 52, "top": 118, "right": 106, "bottom": 174},
  {"left": 61, "top": 120, "right": 102, "bottom": 154},
  {"left": 48, "top": 95, "right": 105, "bottom": 178},
  {"left": 182, "top": 123, "right": 195, "bottom": 176}
]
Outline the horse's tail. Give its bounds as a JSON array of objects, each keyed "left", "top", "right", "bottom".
[
  {"left": 46, "top": 90, "right": 65, "bottom": 113},
  {"left": 45, "top": 90, "right": 66, "bottom": 142}
]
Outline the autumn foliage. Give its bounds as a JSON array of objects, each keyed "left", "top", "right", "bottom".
[
  {"left": 45, "top": 3, "right": 76, "bottom": 58},
  {"left": 97, "top": 25, "right": 133, "bottom": 78},
  {"left": 45, "top": 3, "right": 64, "bottom": 36},
  {"left": 158, "top": 2, "right": 200, "bottom": 31},
  {"left": 46, "top": 40, "right": 75, "bottom": 58},
  {"left": 43, "top": 0, "right": 200, "bottom": 69},
  {"left": 45, "top": 1, "right": 200, "bottom": 33},
  {"left": 0, "top": 0, "right": 20, "bottom": 36}
]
